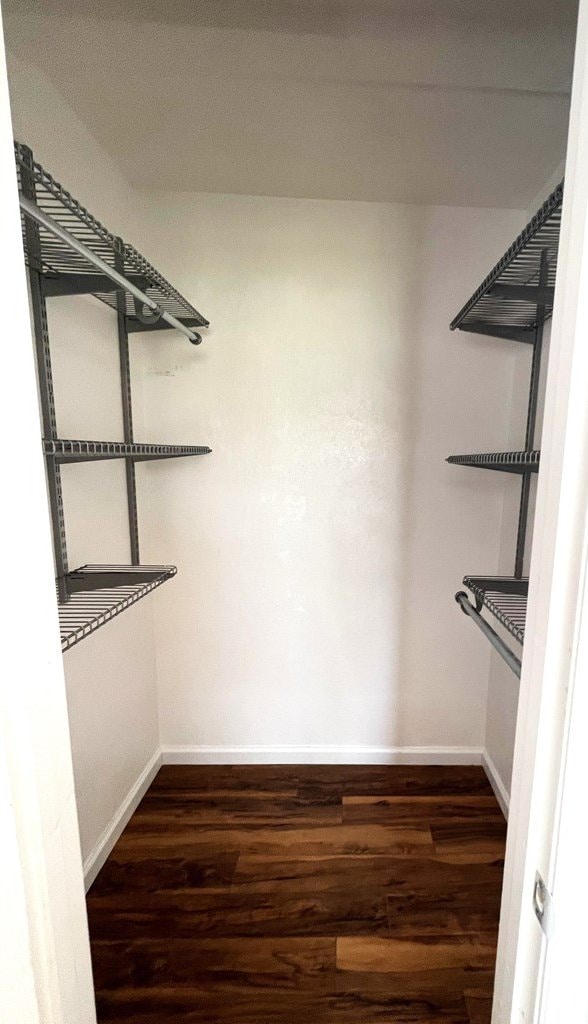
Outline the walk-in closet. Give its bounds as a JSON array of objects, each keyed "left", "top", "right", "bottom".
[{"left": 1, "top": 2, "right": 585, "bottom": 1023}]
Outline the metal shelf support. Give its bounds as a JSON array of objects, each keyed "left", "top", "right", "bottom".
[
  {"left": 515, "top": 249, "right": 549, "bottom": 579},
  {"left": 20, "top": 145, "right": 70, "bottom": 602}
]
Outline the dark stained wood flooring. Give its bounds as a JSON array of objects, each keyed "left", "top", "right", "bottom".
[{"left": 87, "top": 765, "right": 506, "bottom": 1023}]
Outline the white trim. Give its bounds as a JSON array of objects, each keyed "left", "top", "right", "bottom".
[
  {"left": 83, "top": 749, "right": 162, "bottom": 891},
  {"left": 482, "top": 749, "right": 510, "bottom": 820},
  {"left": 161, "top": 745, "right": 483, "bottom": 766},
  {"left": 0, "top": 21, "right": 97, "bottom": 1021},
  {"left": 493, "top": 4, "right": 588, "bottom": 1019}
]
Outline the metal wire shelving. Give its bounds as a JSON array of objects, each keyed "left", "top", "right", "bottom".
[
  {"left": 461, "top": 576, "right": 528, "bottom": 645},
  {"left": 15, "top": 141, "right": 209, "bottom": 338},
  {"left": 43, "top": 439, "right": 211, "bottom": 463},
  {"left": 58, "top": 565, "right": 177, "bottom": 651},
  {"left": 17, "top": 140, "right": 211, "bottom": 645},
  {"left": 450, "top": 181, "right": 562, "bottom": 343},
  {"left": 448, "top": 180, "right": 563, "bottom": 673},
  {"left": 446, "top": 451, "right": 540, "bottom": 474}
]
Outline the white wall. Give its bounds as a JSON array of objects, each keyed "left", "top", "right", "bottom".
[
  {"left": 6, "top": 57, "right": 160, "bottom": 863},
  {"left": 136, "top": 190, "right": 524, "bottom": 757}
]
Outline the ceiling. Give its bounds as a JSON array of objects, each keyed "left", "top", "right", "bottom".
[{"left": 3, "top": 0, "right": 578, "bottom": 206}]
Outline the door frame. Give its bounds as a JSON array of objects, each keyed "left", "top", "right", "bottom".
[
  {"left": 0, "top": 7, "right": 96, "bottom": 1021},
  {"left": 2, "top": 0, "right": 588, "bottom": 1018},
  {"left": 492, "top": 0, "right": 588, "bottom": 1018}
]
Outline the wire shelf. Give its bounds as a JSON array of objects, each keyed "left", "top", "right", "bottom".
[
  {"left": 463, "top": 575, "right": 528, "bottom": 644},
  {"left": 59, "top": 564, "right": 176, "bottom": 651},
  {"left": 43, "top": 438, "right": 211, "bottom": 462},
  {"left": 15, "top": 141, "right": 209, "bottom": 330},
  {"left": 447, "top": 450, "right": 540, "bottom": 474},
  {"left": 450, "top": 181, "right": 563, "bottom": 339}
]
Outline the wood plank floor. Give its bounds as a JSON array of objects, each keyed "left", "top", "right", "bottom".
[{"left": 87, "top": 765, "right": 506, "bottom": 1023}]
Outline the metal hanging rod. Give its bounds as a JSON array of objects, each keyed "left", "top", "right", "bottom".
[
  {"left": 455, "top": 591, "right": 522, "bottom": 678},
  {"left": 19, "top": 194, "right": 203, "bottom": 344}
]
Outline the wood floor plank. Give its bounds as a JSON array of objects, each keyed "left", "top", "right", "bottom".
[
  {"left": 465, "top": 992, "right": 494, "bottom": 1024},
  {"left": 297, "top": 765, "right": 494, "bottom": 797},
  {"left": 89, "top": 852, "right": 239, "bottom": 896},
  {"left": 126, "top": 797, "right": 342, "bottom": 828},
  {"left": 331, "top": 973, "right": 469, "bottom": 1023},
  {"left": 342, "top": 795, "right": 504, "bottom": 826},
  {"left": 111, "top": 822, "right": 435, "bottom": 858},
  {"left": 95, "top": 986, "right": 330, "bottom": 1023},
  {"left": 431, "top": 820, "right": 507, "bottom": 857},
  {"left": 87, "top": 890, "right": 391, "bottom": 940},
  {"left": 331, "top": 968, "right": 493, "bottom": 1024},
  {"left": 91, "top": 936, "right": 335, "bottom": 990},
  {"left": 141, "top": 787, "right": 300, "bottom": 801},
  {"left": 232, "top": 853, "right": 503, "bottom": 901},
  {"left": 150, "top": 765, "right": 302, "bottom": 794},
  {"left": 336, "top": 936, "right": 497, "bottom": 972}
]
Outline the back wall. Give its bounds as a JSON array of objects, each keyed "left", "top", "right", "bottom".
[{"left": 135, "top": 190, "right": 524, "bottom": 758}]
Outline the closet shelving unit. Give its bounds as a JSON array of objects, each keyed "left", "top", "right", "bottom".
[
  {"left": 16, "top": 141, "right": 211, "bottom": 652},
  {"left": 447, "top": 180, "right": 563, "bottom": 676}
]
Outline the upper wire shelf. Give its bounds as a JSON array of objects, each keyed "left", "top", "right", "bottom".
[
  {"left": 14, "top": 141, "right": 209, "bottom": 333},
  {"left": 450, "top": 181, "right": 563, "bottom": 342}
]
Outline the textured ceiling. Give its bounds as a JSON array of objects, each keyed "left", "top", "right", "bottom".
[{"left": 3, "top": 0, "right": 578, "bottom": 205}]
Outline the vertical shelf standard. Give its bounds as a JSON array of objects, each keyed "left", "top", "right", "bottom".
[{"left": 447, "top": 181, "right": 563, "bottom": 674}]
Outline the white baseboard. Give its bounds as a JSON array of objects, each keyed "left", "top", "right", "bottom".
[
  {"left": 482, "top": 748, "right": 510, "bottom": 819},
  {"left": 161, "top": 745, "right": 483, "bottom": 766},
  {"left": 83, "top": 748, "right": 162, "bottom": 891}
]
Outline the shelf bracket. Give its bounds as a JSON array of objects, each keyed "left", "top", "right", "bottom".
[
  {"left": 42, "top": 272, "right": 150, "bottom": 298},
  {"left": 459, "top": 322, "right": 536, "bottom": 344},
  {"left": 487, "top": 284, "right": 555, "bottom": 305}
]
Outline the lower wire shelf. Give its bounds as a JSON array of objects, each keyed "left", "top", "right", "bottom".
[
  {"left": 456, "top": 576, "right": 528, "bottom": 678},
  {"left": 58, "top": 564, "right": 176, "bottom": 652},
  {"left": 462, "top": 575, "right": 528, "bottom": 644}
]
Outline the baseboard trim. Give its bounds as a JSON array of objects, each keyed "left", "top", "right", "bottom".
[
  {"left": 482, "top": 748, "right": 510, "bottom": 819},
  {"left": 161, "top": 745, "right": 483, "bottom": 766},
  {"left": 83, "top": 748, "right": 162, "bottom": 891}
]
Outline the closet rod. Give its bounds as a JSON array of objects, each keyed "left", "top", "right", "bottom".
[
  {"left": 19, "top": 194, "right": 202, "bottom": 344},
  {"left": 455, "top": 591, "right": 522, "bottom": 678}
]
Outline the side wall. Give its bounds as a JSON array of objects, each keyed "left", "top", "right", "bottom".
[
  {"left": 136, "top": 191, "right": 523, "bottom": 760},
  {"left": 6, "top": 57, "right": 161, "bottom": 867}
]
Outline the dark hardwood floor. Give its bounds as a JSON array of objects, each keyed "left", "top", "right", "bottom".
[{"left": 87, "top": 765, "right": 506, "bottom": 1023}]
